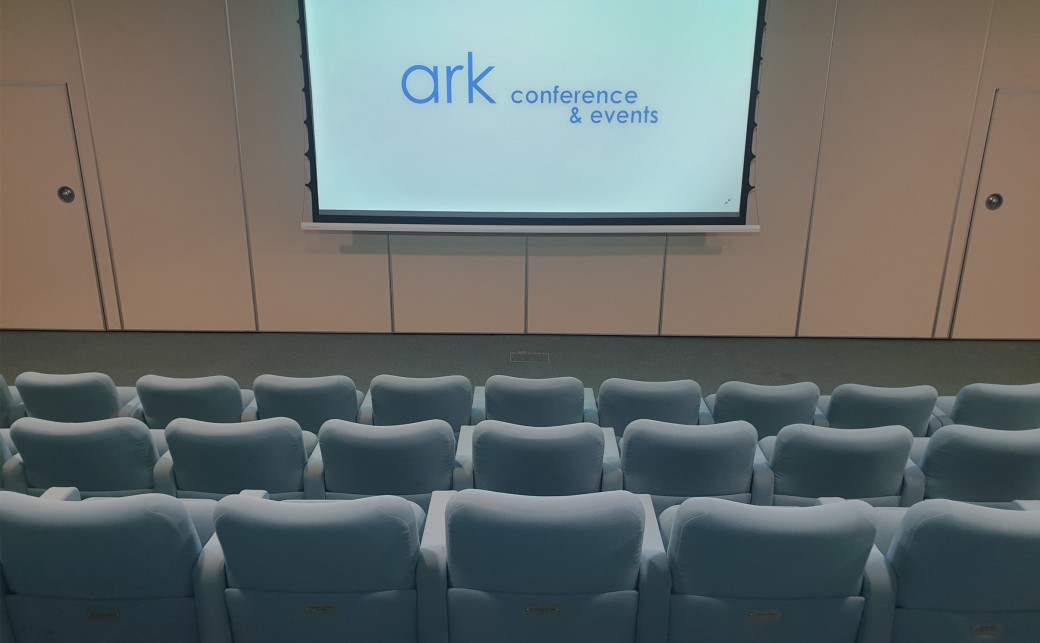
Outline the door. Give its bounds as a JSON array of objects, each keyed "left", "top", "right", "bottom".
[
  {"left": 0, "top": 83, "right": 105, "bottom": 329},
  {"left": 952, "top": 89, "right": 1040, "bottom": 339}
]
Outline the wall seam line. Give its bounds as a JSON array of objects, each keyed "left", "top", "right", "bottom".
[{"left": 657, "top": 234, "right": 669, "bottom": 336}]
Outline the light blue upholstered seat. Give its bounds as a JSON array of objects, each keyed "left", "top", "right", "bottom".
[
  {"left": 886, "top": 499, "right": 1040, "bottom": 642},
  {"left": 0, "top": 492, "right": 205, "bottom": 643},
  {"left": 481, "top": 375, "right": 597, "bottom": 426},
  {"left": 760, "top": 424, "right": 922, "bottom": 506},
  {"left": 919, "top": 425, "right": 1040, "bottom": 505},
  {"left": 455, "top": 420, "right": 621, "bottom": 495},
  {"left": 199, "top": 494, "right": 432, "bottom": 643},
  {"left": 127, "top": 374, "right": 254, "bottom": 430},
  {"left": 932, "top": 382, "right": 1040, "bottom": 432},
  {"left": 0, "top": 375, "right": 26, "bottom": 429},
  {"left": 435, "top": 488, "right": 667, "bottom": 643},
  {"left": 706, "top": 381, "right": 820, "bottom": 438},
  {"left": 598, "top": 378, "right": 707, "bottom": 439},
  {"left": 243, "top": 374, "right": 363, "bottom": 433},
  {"left": 157, "top": 418, "right": 321, "bottom": 500},
  {"left": 314, "top": 419, "right": 456, "bottom": 509},
  {"left": 3, "top": 417, "right": 159, "bottom": 497},
  {"left": 620, "top": 419, "right": 770, "bottom": 512},
  {"left": 659, "top": 497, "right": 890, "bottom": 643},
  {"left": 358, "top": 374, "right": 476, "bottom": 433},
  {"left": 14, "top": 371, "right": 137, "bottom": 422},
  {"left": 819, "top": 383, "right": 939, "bottom": 437}
]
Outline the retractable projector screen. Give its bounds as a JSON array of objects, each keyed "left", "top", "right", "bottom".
[{"left": 299, "top": 0, "right": 765, "bottom": 233}]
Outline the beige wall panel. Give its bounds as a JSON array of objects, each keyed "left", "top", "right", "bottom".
[
  {"left": 528, "top": 236, "right": 665, "bottom": 335},
  {"left": 390, "top": 235, "right": 525, "bottom": 333},
  {"left": 74, "top": 0, "right": 255, "bottom": 330},
  {"left": 661, "top": 0, "right": 835, "bottom": 336},
  {"left": 1, "top": 0, "right": 120, "bottom": 327},
  {"left": 936, "top": 0, "right": 1040, "bottom": 337},
  {"left": 799, "top": 0, "right": 991, "bottom": 337},
  {"left": 226, "top": 0, "right": 391, "bottom": 332}
]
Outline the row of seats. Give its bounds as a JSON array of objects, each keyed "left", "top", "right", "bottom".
[
  {"left": 4, "top": 372, "right": 1040, "bottom": 440},
  {"left": 2, "top": 487, "right": 1038, "bottom": 643},
  {"left": 3, "top": 415, "right": 1038, "bottom": 510}
]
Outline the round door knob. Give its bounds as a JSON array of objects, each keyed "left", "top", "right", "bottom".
[
  {"left": 985, "top": 193, "right": 1003, "bottom": 211},
  {"left": 57, "top": 186, "right": 76, "bottom": 203}
]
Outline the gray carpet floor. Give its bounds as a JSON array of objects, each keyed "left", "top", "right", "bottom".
[{"left": 2, "top": 331, "right": 1038, "bottom": 395}]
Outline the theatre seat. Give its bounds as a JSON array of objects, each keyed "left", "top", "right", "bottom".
[
  {"left": 598, "top": 378, "right": 709, "bottom": 440},
  {"left": 14, "top": 371, "right": 137, "bottom": 423},
  {"left": 3, "top": 417, "right": 159, "bottom": 497},
  {"left": 433, "top": 488, "right": 667, "bottom": 643},
  {"left": 0, "top": 375, "right": 26, "bottom": 429},
  {"left": 706, "top": 381, "right": 821, "bottom": 439},
  {"left": 659, "top": 497, "right": 889, "bottom": 643},
  {"left": 359, "top": 374, "right": 477, "bottom": 433},
  {"left": 455, "top": 420, "right": 621, "bottom": 495},
  {"left": 886, "top": 499, "right": 1040, "bottom": 642},
  {"left": 0, "top": 492, "right": 206, "bottom": 643},
  {"left": 481, "top": 375, "right": 597, "bottom": 427},
  {"left": 620, "top": 419, "right": 769, "bottom": 513},
  {"left": 244, "top": 374, "right": 364, "bottom": 433},
  {"left": 919, "top": 425, "right": 1040, "bottom": 505},
  {"left": 315, "top": 419, "right": 456, "bottom": 509},
  {"left": 932, "top": 382, "right": 1040, "bottom": 432},
  {"left": 819, "top": 383, "right": 938, "bottom": 437},
  {"left": 199, "top": 494, "right": 433, "bottom": 643},
  {"left": 126, "top": 375, "right": 253, "bottom": 430},
  {"left": 760, "top": 424, "right": 921, "bottom": 507},
  {"left": 157, "top": 418, "right": 320, "bottom": 500}
]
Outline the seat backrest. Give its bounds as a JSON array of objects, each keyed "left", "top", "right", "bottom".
[
  {"left": 444, "top": 489, "right": 646, "bottom": 643},
  {"left": 484, "top": 375, "right": 584, "bottom": 426},
  {"left": 370, "top": 374, "right": 473, "bottom": 431},
  {"left": 0, "top": 492, "right": 202, "bottom": 642},
  {"left": 664, "top": 497, "right": 876, "bottom": 643},
  {"left": 921, "top": 425, "right": 1040, "bottom": 502},
  {"left": 888, "top": 499, "right": 1040, "bottom": 636},
  {"left": 951, "top": 382, "right": 1040, "bottom": 430},
  {"left": 711, "top": 381, "right": 820, "bottom": 438},
  {"left": 598, "top": 379, "right": 702, "bottom": 438},
  {"left": 213, "top": 494, "right": 424, "bottom": 643},
  {"left": 253, "top": 374, "right": 359, "bottom": 432},
  {"left": 826, "top": 383, "right": 938, "bottom": 436},
  {"left": 10, "top": 417, "right": 158, "bottom": 494},
  {"left": 15, "top": 371, "right": 121, "bottom": 422},
  {"left": 136, "top": 374, "right": 244, "bottom": 429},
  {"left": 769, "top": 424, "right": 913, "bottom": 505},
  {"left": 621, "top": 420, "right": 757, "bottom": 505},
  {"left": 165, "top": 418, "right": 307, "bottom": 498},
  {"left": 319, "top": 419, "right": 455, "bottom": 505},
  {"left": 472, "top": 420, "right": 604, "bottom": 495}
]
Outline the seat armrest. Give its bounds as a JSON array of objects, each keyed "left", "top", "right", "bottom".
[
  {"left": 601, "top": 427, "right": 623, "bottom": 491},
  {"left": 240, "top": 398, "right": 259, "bottom": 422},
  {"left": 1013, "top": 500, "right": 1040, "bottom": 511},
  {"left": 583, "top": 388, "right": 599, "bottom": 425},
  {"left": 238, "top": 489, "right": 270, "bottom": 499},
  {"left": 2, "top": 454, "right": 28, "bottom": 494},
  {"left": 812, "top": 407, "right": 829, "bottom": 427},
  {"left": 453, "top": 426, "right": 475, "bottom": 490},
  {"left": 470, "top": 386, "right": 486, "bottom": 424},
  {"left": 119, "top": 397, "right": 144, "bottom": 421},
  {"left": 195, "top": 534, "right": 233, "bottom": 643},
  {"left": 698, "top": 398, "right": 714, "bottom": 425},
  {"left": 41, "top": 486, "right": 81, "bottom": 501},
  {"left": 304, "top": 444, "right": 325, "bottom": 499},
  {"left": 857, "top": 546, "right": 896, "bottom": 643},
  {"left": 5, "top": 390, "right": 26, "bottom": 426},
  {"left": 418, "top": 490, "right": 452, "bottom": 643},
  {"left": 899, "top": 461, "right": 925, "bottom": 507},
  {"left": 357, "top": 390, "right": 374, "bottom": 424},
  {"left": 635, "top": 494, "right": 669, "bottom": 643},
  {"left": 814, "top": 497, "right": 846, "bottom": 505},
  {"left": 926, "top": 412, "right": 946, "bottom": 436},
  {"left": 751, "top": 445, "right": 774, "bottom": 506},
  {"left": 153, "top": 451, "right": 177, "bottom": 496}
]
